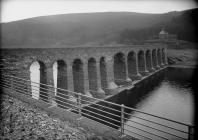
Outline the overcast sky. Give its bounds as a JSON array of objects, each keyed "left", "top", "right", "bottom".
[{"left": 1, "top": 0, "right": 197, "bottom": 23}]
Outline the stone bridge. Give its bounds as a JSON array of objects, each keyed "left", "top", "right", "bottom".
[{"left": 2, "top": 44, "right": 167, "bottom": 101}]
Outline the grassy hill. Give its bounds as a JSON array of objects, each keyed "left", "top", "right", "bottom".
[
  {"left": 1, "top": 9, "right": 196, "bottom": 48},
  {"left": 118, "top": 8, "right": 198, "bottom": 44}
]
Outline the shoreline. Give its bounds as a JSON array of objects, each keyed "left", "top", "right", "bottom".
[{"left": 168, "top": 64, "right": 197, "bottom": 69}]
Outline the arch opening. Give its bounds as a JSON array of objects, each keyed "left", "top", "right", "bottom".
[
  {"left": 157, "top": 49, "right": 162, "bottom": 66},
  {"left": 53, "top": 60, "right": 68, "bottom": 108},
  {"left": 88, "top": 58, "right": 97, "bottom": 94},
  {"left": 152, "top": 49, "right": 157, "bottom": 68},
  {"left": 162, "top": 49, "right": 166, "bottom": 64},
  {"left": 114, "top": 53, "right": 126, "bottom": 85},
  {"left": 127, "top": 51, "right": 137, "bottom": 79},
  {"left": 30, "top": 61, "right": 47, "bottom": 101},
  {"left": 100, "top": 57, "right": 108, "bottom": 92},
  {"left": 138, "top": 51, "right": 145, "bottom": 74},
  {"left": 146, "top": 50, "right": 152, "bottom": 71},
  {"left": 73, "top": 59, "right": 84, "bottom": 94}
]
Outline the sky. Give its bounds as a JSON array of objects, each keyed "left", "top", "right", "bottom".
[{"left": 1, "top": 0, "right": 197, "bottom": 23}]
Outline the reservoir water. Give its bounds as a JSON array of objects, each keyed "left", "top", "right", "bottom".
[{"left": 108, "top": 67, "right": 195, "bottom": 140}]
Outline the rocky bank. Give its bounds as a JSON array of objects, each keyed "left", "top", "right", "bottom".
[{"left": 0, "top": 94, "right": 106, "bottom": 140}]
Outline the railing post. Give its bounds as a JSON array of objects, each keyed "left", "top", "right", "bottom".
[
  {"left": 188, "top": 125, "right": 194, "bottom": 140},
  {"left": 120, "top": 104, "right": 125, "bottom": 137}
]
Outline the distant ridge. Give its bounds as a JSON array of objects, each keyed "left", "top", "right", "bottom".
[{"left": 1, "top": 9, "right": 196, "bottom": 48}]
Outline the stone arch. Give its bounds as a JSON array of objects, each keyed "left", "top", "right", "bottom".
[
  {"left": 152, "top": 49, "right": 157, "bottom": 68},
  {"left": 88, "top": 58, "right": 97, "bottom": 92},
  {"left": 53, "top": 60, "right": 67, "bottom": 95},
  {"left": 138, "top": 50, "right": 145, "bottom": 74},
  {"left": 30, "top": 61, "right": 47, "bottom": 101},
  {"left": 73, "top": 59, "right": 84, "bottom": 94},
  {"left": 113, "top": 52, "right": 126, "bottom": 85},
  {"left": 100, "top": 57, "right": 108, "bottom": 92},
  {"left": 162, "top": 48, "right": 166, "bottom": 64},
  {"left": 157, "top": 49, "right": 162, "bottom": 66},
  {"left": 53, "top": 60, "right": 68, "bottom": 108},
  {"left": 127, "top": 51, "right": 137, "bottom": 79},
  {"left": 145, "top": 50, "right": 152, "bottom": 71}
]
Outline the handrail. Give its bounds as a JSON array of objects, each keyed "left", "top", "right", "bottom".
[
  {"left": 0, "top": 73, "right": 194, "bottom": 140},
  {"left": 1, "top": 73, "right": 194, "bottom": 127},
  {"left": 1, "top": 74, "right": 194, "bottom": 128}
]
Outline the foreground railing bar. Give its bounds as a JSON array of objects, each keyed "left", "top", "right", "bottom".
[
  {"left": 1, "top": 74, "right": 195, "bottom": 133},
  {"left": 8, "top": 79, "right": 120, "bottom": 121},
  {"left": 1, "top": 82, "right": 121, "bottom": 127},
  {"left": 53, "top": 101, "right": 76, "bottom": 110},
  {"left": 1, "top": 84, "right": 50, "bottom": 102},
  {"left": 2, "top": 81, "right": 78, "bottom": 112},
  {"left": 2, "top": 76, "right": 27, "bottom": 84},
  {"left": 4, "top": 83, "right": 121, "bottom": 139},
  {"left": 124, "top": 123, "right": 186, "bottom": 140},
  {"left": 79, "top": 98, "right": 122, "bottom": 114},
  {"left": 52, "top": 98, "right": 78, "bottom": 109},
  {"left": 2, "top": 74, "right": 130, "bottom": 108},
  {"left": 80, "top": 111, "right": 120, "bottom": 128},
  {"left": 2, "top": 78, "right": 77, "bottom": 101},
  {"left": 0, "top": 74, "right": 194, "bottom": 135},
  {"left": 1, "top": 83, "right": 140, "bottom": 139},
  {"left": 17, "top": 84, "right": 78, "bottom": 107},
  {"left": 1, "top": 82, "right": 55, "bottom": 102},
  {"left": 123, "top": 129, "right": 153, "bottom": 140},
  {"left": 2, "top": 75, "right": 105, "bottom": 104},
  {"left": 81, "top": 108, "right": 121, "bottom": 125},
  {"left": 1, "top": 79, "right": 122, "bottom": 119},
  {"left": 124, "top": 114, "right": 188, "bottom": 134},
  {"left": 1, "top": 80, "right": 29, "bottom": 90},
  {"left": 0, "top": 81, "right": 28, "bottom": 93},
  {"left": 31, "top": 85, "right": 75, "bottom": 100},
  {"left": 1, "top": 84, "right": 78, "bottom": 114},
  {"left": 1, "top": 75, "right": 160, "bottom": 112},
  {"left": 0, "top": 83, "right": 11, "bottom": 89},
  {"left": 6, "top": 79, "right": 179, "bottom": 136},
  {"left": 123, "top": 104, "right": 192, "bottom": 127},
  {"left": 3, "top": 82, "right": 49, "bottom": 99},
  {"left": 1, "top": 74, "right": 194, "bottom": 127},
  {"left": 28, "top": 87, "right": 78, "bottom": 107},
  {"left": 123, "top": 126, "right": 169, "bottom": 140},
  {"left": 1, "top": 75, "right": 194, "bottom": 137},
  {"left": 1, "top": 79, "right": 50, "bottom": 98},
  {"left": 2, "top": 77, "right": 53, "bottom": 93},
  {"left": 2, "top": 74, "right": 79, "bottom": 94},
  {"left": 114, "top": 78, "right": 130, "bottom": 82},
  {"left": 2, "top": 85, "right": 53, "bottom": 106},
  {"left": 81, "top": 104, "right": 121, "bottom": 119},
  {"left": 1, "top": 82, "right": 77, "bottom": 110}
]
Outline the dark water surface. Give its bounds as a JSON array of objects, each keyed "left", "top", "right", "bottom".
[{"left": 107, "top": 67, "right": 195, "bottom": 140}]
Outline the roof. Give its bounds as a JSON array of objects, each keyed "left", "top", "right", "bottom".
[{"left": 159, "top": 29, "right": 168, "bottom": 35}]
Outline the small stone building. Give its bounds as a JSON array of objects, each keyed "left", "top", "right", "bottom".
[
  {"left": 159, "top": 29, "right": 177, "bottom": 41},
  {"left": 158, "top": 29, "right": 179, "bottom": 47}
]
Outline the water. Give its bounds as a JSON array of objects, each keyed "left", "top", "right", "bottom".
[{"left": 108, "top": 67, "right": 195, "bottom": 140}]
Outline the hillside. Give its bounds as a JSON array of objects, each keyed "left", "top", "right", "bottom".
[
  {"left": 1, "top": 10, "right": 196, "bottom": 48},
  {"left": 118, "top": 8, "right": 198, "bottom": 44}
]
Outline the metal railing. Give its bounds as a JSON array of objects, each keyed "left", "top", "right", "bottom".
[{"left": 0, "top": 73, "right": 194, "bottom": 140}]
